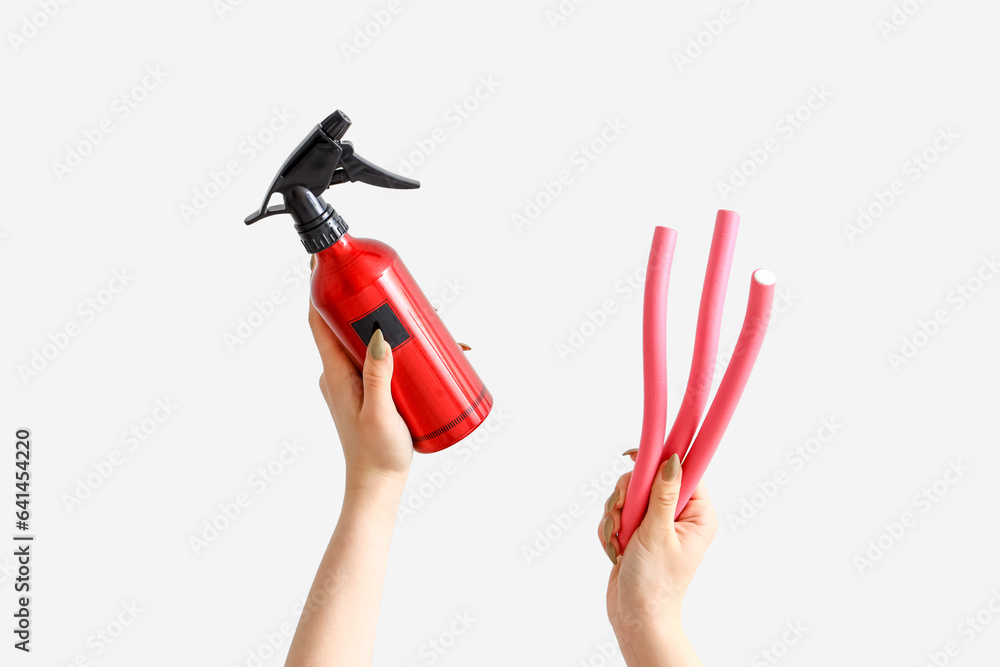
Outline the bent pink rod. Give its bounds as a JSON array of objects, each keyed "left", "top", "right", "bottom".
[
  {"left": 620, "top": 227, "right": 676, "bottom": 548},
  {"left": 618, "top": 211, "right": 774, "bottom": 549}
]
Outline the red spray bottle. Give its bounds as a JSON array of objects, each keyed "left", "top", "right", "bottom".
[{"left": 245, "top": 110, "right": 492, "bottom": 453}]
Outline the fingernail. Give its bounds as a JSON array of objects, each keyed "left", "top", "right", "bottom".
[
  {"left": 605, "top": 488, "right": 619, "bottom": 513},
  {"left": 606, "top": 540, "right": 617, "bottom": 565},
  {"left": 622, "top": 448, "right": 638, "bottom": 458},
  {"left": 602, "top": 514, "right": 614, "bottom": 544},
  {"left": 369, "top": 329, "right": 387, "bottom": 360},
  {"left": 662, "top": 453, "right": 680, "bottom": 482},
  {"left": 459, "top": 342, "right": 472, "bottom": 351}
]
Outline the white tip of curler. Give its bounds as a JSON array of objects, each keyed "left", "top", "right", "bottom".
[{"left": 752, "top": 269, "right": 776, "bottom": 286}]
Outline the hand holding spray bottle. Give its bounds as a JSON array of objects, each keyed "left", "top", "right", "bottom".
[{"left": 245, "top": 110, "right": 492, "bottom": 453}]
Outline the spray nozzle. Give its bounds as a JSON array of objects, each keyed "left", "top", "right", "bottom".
[{"left": 244, "top": 110, "right": 419, "bottom": 253}]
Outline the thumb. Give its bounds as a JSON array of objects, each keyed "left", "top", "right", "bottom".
[
  {"left": 361, "top": 329, "right": 395, "bottom": 414},
  {"left": 644, "top": 453, "right": 682, "bottom": 535}
]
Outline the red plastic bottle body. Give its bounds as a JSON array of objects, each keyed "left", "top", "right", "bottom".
[{"left": 311, "top": 234, "right": 492, "bottom": 453}]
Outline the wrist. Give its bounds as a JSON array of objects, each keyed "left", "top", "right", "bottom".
[
  {"left": 345, "top": 466, "right": 408, "bottom": 493},
  {"left": 343, "top": 469, "right": 407, "bottom": 514}
]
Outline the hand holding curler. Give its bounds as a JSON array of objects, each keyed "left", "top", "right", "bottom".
[
  {"left": 617, "top": 210, "right": 774, "bottom": 551},
  {"left": 600, "top": 449, "right": 718, "bottom": 664}
]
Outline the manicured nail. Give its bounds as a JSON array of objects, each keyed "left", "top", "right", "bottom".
[
  {"left": 605, "top": 487, "right": 620, "bottom": 513},
  {"left": 662, "top": 453, "right": 680, "bottom": 482},
  {"left": 606, "top": 540, "right": 617, "bottom": 565},
  {"left": 622, "top": 448, "right": 639, "bottom": 458},
  {"left": 369, "top": 329, "right": 387, "bottom": 360},
  {"left": 602, "top": 514, "right": 614, "bottom": 544}
]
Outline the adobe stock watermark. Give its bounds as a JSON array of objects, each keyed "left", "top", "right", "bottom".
[
  {"left": 7, "top": 0, "right": 74, "bottom": 53},
  {"left": 843, "top": 126, "right": 958, "bottom": 244},
  {"left": 55, "top": 600, "right": 144, "bottom": 666},
  {"left": 521, "top": 452, "right": 633, "bottom": 565},
  {"left": 235, "top": 576, "right": 361, "bottom": 666},
  {"left": 672, "top": 0, "right": 757, "bottom": 72},
  {"left": 853, "top": 459, "right": 970, "bottom": 575},
  {"left": 188, "top": 439, "right": 306, "bottom": 556},
  {"left": 397, "top": 406, "right": 510, "bottom": 525},
  {"left": 17, "top": 268, "right": 135, "bottom": 386},
  {"left": 339, "top": 0, "right": 418, "bottom": 63},
  {"left": 51, "top": 65, "right": 169, "bottom": 182},
  {"left": 396, "top": 75, "right": 501, "bottom": 177},
  {"left": 403, "top": 610, "right": 477, "bottom": 667},
  {"left": 429, "top": 277, "right": 468, "bottom": 317},
  {"left": 544, "top": 0, "right": 593, "bottom": 31},
  {"left": 511, "top": 116, "right": 627, "bottom": 233},
  {"left": 225, "top": 263, "right": 466, "bottom": 352},
  {"left": 233, "top": 599, "right": 304, "bottom": 667},
  {"left": 224, "top": 255, "right": 311, "bottom": 352},
  {"left": 61, "top": 397, "right": 180, "bottom": 515},
  {"left": 750, "top": 620, "right": 808, "bottom": 666},
  {"left": 574, "top": 638, "right": 622, "bottom": 667},
  {"left": 887, "top": 254, "right": 998, "bottom": 372},
  {"left": 877, "top": 0, "right": 931, "bottom": 40},
  {"left": 916, "top": 588, "right": 1000, "bottom": 667},
  {"left": 213, "top": 0, "right": 253, "bottom": 21},
  {"left": 716, "top": 85, "right": 832, "bottom": 202},
  {"left": 179, "top": 107, "right": 295, "bottom": 224},
  {"left": 726, "top": 417, "right": 843, "bottom": 534},
  {"left": 555, "top": 263, "right": 644, "bottom": 362}
]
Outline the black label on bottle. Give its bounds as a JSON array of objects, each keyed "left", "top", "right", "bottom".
[{"left": 349, "top": 301, "right": 412, "bottom": 349}]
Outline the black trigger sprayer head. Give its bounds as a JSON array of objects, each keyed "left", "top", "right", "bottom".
[{"left": 243, "top": 110, "right": 420, "bottom": 254}]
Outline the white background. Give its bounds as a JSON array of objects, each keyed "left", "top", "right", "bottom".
[{"left": 3, "top": 0, "right": 1000, "bottom": 665}]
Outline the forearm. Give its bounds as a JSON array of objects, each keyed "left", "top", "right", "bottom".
[
  {"left": 619, "top": 627, "right": 702, "bottom": 667},
  {"left": 284, "top": 474, "right": 405, "bottom": 667}
]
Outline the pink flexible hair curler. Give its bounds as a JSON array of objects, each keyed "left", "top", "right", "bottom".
[
  {"left": 675, "top": 269, "right": 774, "bottom": 518},
  {"left": 619, "top": 227, "right": 677, "bottom": 548},
  {"left": 662, "top": 210, "right": 740, "bottom": 464},
  {"left": 618, "top": 211, "right": 773, "bottom": 551}
]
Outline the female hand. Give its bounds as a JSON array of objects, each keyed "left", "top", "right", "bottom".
[
  {"left": 308, "top": 300, "right": 413, "bottom": 487},
  {"left": 286, "top": 300, "right": 415, "bottom": 667},
  {"left": 598, "top": 452, "right": 718, "bottom": 666}
]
